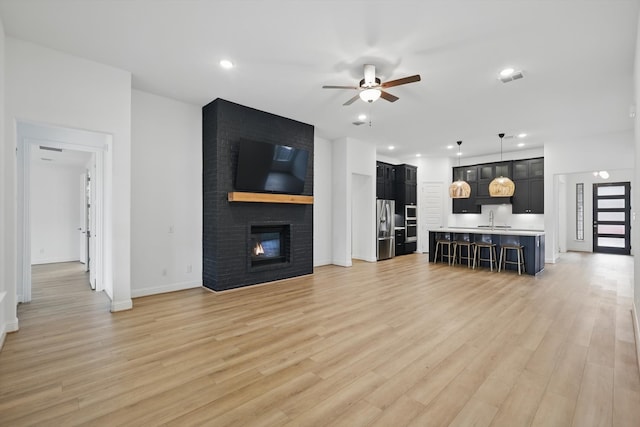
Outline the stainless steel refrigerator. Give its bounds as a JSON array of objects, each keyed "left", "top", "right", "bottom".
[{"left": 376, "top": 199, "right": 395, "bottom": 260}]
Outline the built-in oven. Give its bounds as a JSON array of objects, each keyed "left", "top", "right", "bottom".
[
  {"left": 405, "top": 205, "right": 417, "bottom": 243},
  {"left": 405, "top": 205, "right": 417, "bottom": 220}
]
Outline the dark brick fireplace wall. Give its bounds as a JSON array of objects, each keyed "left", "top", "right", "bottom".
[{"left": 202, "top": 99, "right": 314, "bottom": 291}]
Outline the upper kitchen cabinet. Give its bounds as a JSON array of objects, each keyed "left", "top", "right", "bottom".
[
  {"left": 453, "top": 165, "right": 477, "bottom": 183},
  {"left": 513, "top": 158, "right": 544, "bottom": 180},
  {"left": 476, "top": 161, "right": 512, "bottom": 199},
  {"left": 396, "top": 164, "right": 418, "bottom": 213},
  {"left": 398, "top": 164, "right": 417, "bottom": 184},
  {"left": 376, "top": 161, "right": 396, "bottom": 200},
  {"left": 512, "top": 158, "right": 544, "bottom": 214},
  {"left": 478, "top": 161, "right": 511, "bottom": 182},
  {"left": 452, "top": 165, "right": 480, "bottom": 213}
]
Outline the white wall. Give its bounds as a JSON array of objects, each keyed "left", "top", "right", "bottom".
[
  {"left": 563, "top": 170, "right": 634, "bottom": 253},
  {"left": 130, "top": 90, "right": 202, "bottom": 297},
  {"left": 0, "top": 14, "right": 14, "bottom": 348},
  {"left": 544, "top": 130, "right": 634, "bottom": 262},
  {"left": 313, "top": 136, "right": 332, "bottom": 266},
  {"left": 632, "top": 8, "right": 640, "bottom": 357},
  {"left": 332, "top": 137, "right": 376, "bottom": 266},
  {"left": 5, "top": 38, "right": 132, "bottom": 313},
  {"left": 30, "top": 162, "right": 84, "bottom": 264}
]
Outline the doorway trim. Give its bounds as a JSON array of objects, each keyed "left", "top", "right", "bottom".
[{"left": 17, "top": 121, "right": 108, "bottom": 303}]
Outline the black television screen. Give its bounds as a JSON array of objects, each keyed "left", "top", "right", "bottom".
[{"left": 235, "top": 139, "right": 309, "bottom": 194}]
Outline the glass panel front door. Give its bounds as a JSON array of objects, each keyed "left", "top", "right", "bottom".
[{"left": 593, "top": 182, "right": 630, "bottom": 255}]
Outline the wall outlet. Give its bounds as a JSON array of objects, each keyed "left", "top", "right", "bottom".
[
  {"left": 168, "top": 226, "right": 174, "bottom": 234},
  {"left": 186, "top": 264, "right": 192, "bottom": 273},
  {"left": 162, "top": 268, "right": 167, "bottom": 277},
  {"left": 40, "top": 248, "right": 44, "bottom": 254}
]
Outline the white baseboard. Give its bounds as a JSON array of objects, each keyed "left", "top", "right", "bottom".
[
  {"left": 0, "top": 318, "right": 20, "bottom": 352},
  {"left": 31, "top": 257, "right": 80, "bottom": 265},
  {"left": 110, "top": 299, "right": 133, "bottom": 312},
  {"left": 131, "top": 280, "right": 202, "bottom": 298},
  {"left": 313, "top": 258, "right": 333, "bottom": 267},
  {"left": 632, "top": 303, "right": 640, "bottom": 375}
]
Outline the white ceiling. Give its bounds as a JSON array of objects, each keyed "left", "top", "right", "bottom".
[{"left": 0, "top": 0, "right": 638, "bottom": 160}]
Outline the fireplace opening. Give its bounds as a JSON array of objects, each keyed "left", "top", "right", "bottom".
[{"left": 250, "top": 225, "right": 290, "bottom": 267}]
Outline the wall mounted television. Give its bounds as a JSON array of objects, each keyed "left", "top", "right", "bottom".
[{"left": 235, "top": 139, "right": 309, "bottom": 194}]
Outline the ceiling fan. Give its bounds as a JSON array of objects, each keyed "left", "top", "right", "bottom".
[{"left": 323, "top": 64, "right": 421, "bottom": 106}]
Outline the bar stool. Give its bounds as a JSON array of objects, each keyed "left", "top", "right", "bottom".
[
  {"left": 433, "top": 233, "right": 455, "bottom": 265},
  {"left": 452, "top": 234, "right": 475, "bottom": 268},
  {"left": 499, "top": 243, "right": 526, "bottom": 275},
  {"left": 473, "top": 236, "right": 498, "bottom": 271}
]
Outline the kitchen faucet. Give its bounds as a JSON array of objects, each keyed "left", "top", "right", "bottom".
[{"left": 489, "top": 210, "right": 494, "bottom": 229}]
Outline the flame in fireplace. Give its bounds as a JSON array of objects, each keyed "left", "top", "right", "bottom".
[{"left": 253, "top": 242, "right": 265, "bottom": 256}]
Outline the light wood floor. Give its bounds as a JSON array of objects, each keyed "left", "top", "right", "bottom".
[{"left": 1, "top": 254, "right": 639, "bottom": 426}]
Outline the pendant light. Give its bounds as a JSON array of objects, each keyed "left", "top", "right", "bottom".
[
  {"left": 449, "top": 140, "right": 471, "bottom": 199},
  {"left": 489, "top": 133, "right": 515, "bottom": 197}
]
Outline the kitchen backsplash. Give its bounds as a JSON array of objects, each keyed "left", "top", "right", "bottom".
[{"left": 448, "top": 204, "right": 544, "bottom": 230}]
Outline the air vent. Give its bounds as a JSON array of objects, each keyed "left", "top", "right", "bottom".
[
  {"left": 352, "top": 121, "right": 366, "bottom": 126},
  {"left": 40, "top": 158, "right": 53, "bottom": 161},
  {"left": 39, "top": 146, "right": 63, "bottom": 152},
  {"left": 500, "top": 71, "right": 524, "bottom": 83}
]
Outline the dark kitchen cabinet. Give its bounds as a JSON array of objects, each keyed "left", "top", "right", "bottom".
[
  {"left": 376, "top": 161, "right": 396, "bottom": 200},
  {"left": 512, "top": 158, "right": 544, "bottom": 214},
  {"left": 395, "top": 228, "right": 406, "bottom": 256},
  {"left": 513, "top": 157, "right": 544, "bottom": 180},
  {"left": 452, "top": 166, "right": 480, "bottom": 213},
  {"left": 476, "top": 161, "right": 512, "bottom": 199},
  {"left": 512, "top": 178, "right": 544, "bottom": 214},
  {"left": 395, "top": 164, "right": 418, "bottom": 214},
  {"left": 453, "top": 182, "right": 481, "bottom": 213}
]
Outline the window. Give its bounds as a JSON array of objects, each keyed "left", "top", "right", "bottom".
[{"left": 576, "top": 183, "right": 584, "bottom": 240}]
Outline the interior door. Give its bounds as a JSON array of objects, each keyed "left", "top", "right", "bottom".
[
  {"left": 88, "top": 161, "right": 96, "bottom": 290},
  {"left": 79, "top": 173, "right": 88, "bottom": 268},
  {"left": 592, "top": 182, "right": 630, "bottom": 255},
  {"left": 421, "top": 182, "right": 444, "bottom": 253}
]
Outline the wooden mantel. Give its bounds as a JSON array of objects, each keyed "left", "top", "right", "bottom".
[{"left": 227, "top": 192, "right": 314, "bottom": 205}]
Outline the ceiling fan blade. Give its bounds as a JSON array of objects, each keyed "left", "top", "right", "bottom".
[
  {"left": 323, "top": 85, "right": 359, "bottom": 90},
  {"left": 381, "top": 74, "right": 421, "bottom": 88},
  {"left": 380, "top": 91, "right": 399, "bottom": 102},
  {"left": 343, "top": 94, "right": 361, "bottom": 106}
]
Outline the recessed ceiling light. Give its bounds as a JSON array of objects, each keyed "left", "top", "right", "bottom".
[
  {"left": 358, "top": 114, "right": 367, "bottom": 121},
  {"left": 416, "top": 153, "right": 421, "bottom": 157},
  {"left": 219, "top": 59, "right": 234, "bottom": 69},
  {"left": 446, "top": 145, "right": 453, "bottom": 150},
  {"left": 517, "top": 133, "right": 527, "bottom": 138},
  {"left": 518, "top": 143, "right": 525, "bottom": 147},
  {"left": 456, "top": 152, "right": 462, "bottom": 156},
  {"left": 500, "top": 68, "right": 515, "bottom": 77},
  {"left": 388, "top": 146, "right": 395, "bottom": 150}
]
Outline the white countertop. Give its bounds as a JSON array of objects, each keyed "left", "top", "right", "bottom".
[{"left": 430, "top": 227, "right": 545, "bottom": 237}]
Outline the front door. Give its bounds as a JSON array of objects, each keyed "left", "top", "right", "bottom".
[{"left": 592, "top": 182, "right": 631, "bottom": 255}]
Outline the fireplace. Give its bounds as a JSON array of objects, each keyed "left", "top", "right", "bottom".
[{"left": 250, "top": 224, "right": 290, "bottom": 268}]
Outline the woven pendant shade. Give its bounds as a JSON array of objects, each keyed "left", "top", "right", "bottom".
[
  {"left": 489, "top": 176, "right": 515, "bottom": 197},
  {"left": 450, "top": 140, "right": 470, "bottom": 199},
  {"left": 489, "top": 133, "right": 515, "bottom": 197},
  {"left": 449, "top": 180, "right": 471, "bottom": 198}
]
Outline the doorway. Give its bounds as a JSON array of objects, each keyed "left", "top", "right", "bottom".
[
  {"left": 592, "top": 182, "right": 631, "bottom": 255},
  {"left": 17, "top": 121, "right": 108, "bottom": 304}
]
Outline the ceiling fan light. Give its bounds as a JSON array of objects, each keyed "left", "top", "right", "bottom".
[
  {"left": 489, "top": 176, "right": 515, "bottom": 197},
  {"left": 359, "top": 88, "right": 381, "bottom": 103}
]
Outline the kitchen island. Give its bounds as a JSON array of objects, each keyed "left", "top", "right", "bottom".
[{"left": 428, "top": 227, "right": 545, "bottom": 275}]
